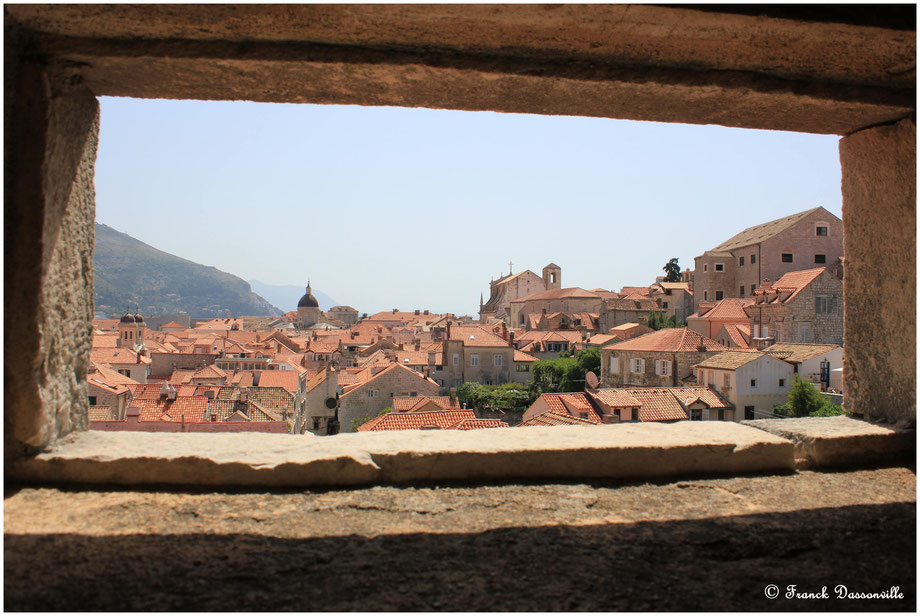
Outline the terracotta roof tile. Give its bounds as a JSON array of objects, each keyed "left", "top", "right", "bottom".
[
  {"left": 712, "top": 207, "right": 831, "bottom": 251},
  {"left": 357, "top": 410, "right": 478, "bottom": 431},
  {"left": 606, "top": 328, "right": 726, "bottom": 353},
  {"left": 764, "top": 342, "right": 840, "bottom": 363},
  {"left": 511, "top": 287, "right": 601, "bottom": 303},
  {"left": 693, "top": 350, "right": 765, "bottom": 370},
  {"left": 255, "top": 370, "right": 300, "bottom": 394},
  {"left": 519, "top": 412, "right": 596, "bottom": 427}
]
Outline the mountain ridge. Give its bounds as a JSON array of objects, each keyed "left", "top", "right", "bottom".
[{"left": 94, "top": 223, "right": 283, "bottom": 318}]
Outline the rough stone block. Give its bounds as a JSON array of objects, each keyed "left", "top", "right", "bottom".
[
  {"left": 743, "top": 415, "right": 914, "bottom": 468},
  {"left": 8, "top": 422, "right": 795, "bottom": 488}
]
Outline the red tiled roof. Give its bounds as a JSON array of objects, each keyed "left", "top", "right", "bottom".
[
  {"left": 540, "top": 393, "right": 601, "bottom": 423},
  {"left": 255, "top": 370, "right": 300, "bottom": 394},
  {"left": 513, "top": 350, "right": 538, "bottom": 363},
  {"left": 606, "top": 328, "right": 726, "bottom": 353},
  {"left": 720, "top": 324, "right": 752, "bottom": 348},
  {"left": 449, "top": 325, "right": 509, "bottom": 348},
  {"left": 764, "top": 267, "right": 827, "bottom": 302},
  {"left": 511, "top": 287, "right": 602, "bottom": 303},
  {"left": 392, "top": 396, "right": 457, "bottom": 412},
  {"left": 694, "top": 297, "right": 755, "bottom": 321},
  {"left": 161, "top": 321, "right": 185, "bottom": 329},
  {"left": 448, "top": 418, "right": 509, "bottom": 430},
  {"left": 132, "top": 396, "right": 209, "bottom": 423},
  {"left": 357, "top": 410, "right": 477, "bottom": 432},
  {"left": 590, "top": 389, "right": 641, "bottom": 408},
  {"left": 519, "top": 412, "right": 597, "bottom": 427}
]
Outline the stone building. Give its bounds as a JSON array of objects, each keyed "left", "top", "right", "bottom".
[
  {"left": 597, "top": 296, "right": 660, "bottom": 332},
  {"left": 600, "top": 328, "right": 726, "bottom": 388},
  {"left": 693, "top": 350, "right": 795, "bottom": 421},
  {"left": 336, "top": 363, "right": 441, "bottom": 432},
  {"left": 327, "top": 305, "right": 359, "bottom": 326},
  {"left": 692, "top": 207, "right": 844, "bottom": 310},
  {"left": 116, "top": 308, "right": 146, "bottom": 349},
  {"left": 648, "top": 281, "right": 694, "bottom": 323},
  {"left": 438, "top": 323, "right": 515, "bottom": 390},
  {"left": 509, "top": 287, "right": 602, "bottom": 330},
  {"left": 744, "top": 268, "right": 844, "bottom": 348},
  {"left": 480, "top": 263, "right": 562, "bottom": 323},
  {"left": 295, "top": 282, "right": 321, "bottom": 329}
]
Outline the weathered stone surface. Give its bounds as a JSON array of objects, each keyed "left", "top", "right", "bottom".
[
  {"left": 4, "top": 49, "right": 99, "bottom": 462},
  {"left": 840, "top": 118, "right": 916, "bottom": 425},
  {"left": 7, "top": 5, "right": 915, "bottom": 135},
  {"left": 744, "top": 416, "right": 915, "bottom": 468},
  {"left": 8, "top": 423, "right": 795, "bottom": 488},
  {"left": 5, "top": 468, "right": 916, "bottom": 611}
]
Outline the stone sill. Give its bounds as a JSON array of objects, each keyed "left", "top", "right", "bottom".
[
  {"left": 8, "top": 422, "right": 795, "bottom": 488},
  {"left": 8, "top": 417, "right": 911, "bottom": 489}
]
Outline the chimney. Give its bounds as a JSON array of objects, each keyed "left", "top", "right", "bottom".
[
  {"left": 449, "top": 388, "right": 458, "bottom": 409},
  {"left": 424, "top": 309, "right": 429, "bottom": 315},
  {"left": 415, "top": 341, "right": 421, "bottom": 351},
  {"left": 542, "top": 308, "right": 547, "bottom": 315},
  {"left": 509, "top": 331, "right": 515, "bottom": 347},
  {"left": 414, "top": 309, "right": 420, "bottom": 315},
  {"left": 761, "top": 279, "right": 773, "bottom": 290},
  {"left": 167, "top": 385, "right": 177, "bottom": 400},
  {"left": 501, "top": 322, "right": 508, "bottom": 341},
  {"left": 446, "top": 320, "right": 452, "bottom": 340}
]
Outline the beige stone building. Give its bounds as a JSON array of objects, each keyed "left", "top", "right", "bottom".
[
  {"left": 336, "top": 363, "right": 441, "bottom": 432},
  {"left": 509, "top": 287, "right": 602, "bottom": 330},
  {"left": 480, "top": 263, "right": 562, "bottom": 323},
  {"left": 438, "top": 324, "right": 515, "bottom": 389},
  {"left": 693, "top": 350, "right": 795, "bottom": 421},
  {"left": 327, "top": 305, "right": 359, "bottom": 326},
  {"left": 600, "top": 328, "right": 726, "bottom": 388},
  {"left": 648, "top": 281, "right": 694, "bottom": 323},
  {"left": 745, "top": 268, "right": 843, "bottom": 348},
  {"left": 597, "top": 296, "right": 659, "bottom": 332},
  {"left": 693, "top": 207, "right": 844, "bottom": 311}
]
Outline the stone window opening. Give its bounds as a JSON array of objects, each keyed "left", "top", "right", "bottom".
[
  {"left": 3, "top": 7, "right": 913, "bottom": 502},
  {"left": 781, "top": 252, "right": 794, "bottom": 263}
]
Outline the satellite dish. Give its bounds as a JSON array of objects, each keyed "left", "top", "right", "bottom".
[
  {"left": 585, "top": 371, "right": 599, "bottom": 389},
  {"left": 324, "top": 397, "right": 338, "bottom": 410}
]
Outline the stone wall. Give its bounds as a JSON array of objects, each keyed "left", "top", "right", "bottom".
[
  {"left": 750, "top": 269, "right": 844, "bottom": 346},
  {"left": 5, "top": 39, "right": 100, "bottom": 461},
  {"left": 338, "top": 367, "right": 440, "bottom": 432},
  {"left": 600, "top": 350, "right": 719, "bottom": 388},
  {"left": 840, "top": 118, "right": 916, "bottom": 425}
]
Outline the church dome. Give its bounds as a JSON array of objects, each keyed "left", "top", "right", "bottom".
[
  {"left": 297, "top": 284, "right": 319, "bottom": 309},
  {"left": 120, "top": 311, "right": 136, "bottom": 324},
  {"left": 133, "top": 309, "right": 144, "bottom": 323}
]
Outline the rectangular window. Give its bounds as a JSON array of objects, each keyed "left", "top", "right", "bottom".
[
  {"left": 367, "top": 389, "right": 378, "bottom": 398},
  {"left": 750, "top": 379, "right": 757, "bottom": 387},
  {"left": 781, "top": 253, "right": 794, "bottom": 263},
  {"left": 609, "top": 356, "right": 620, "bottom": 373},
  {"left": 816, "top": 226, "right": 828, "bottom": 236},
  {"left": 88, "top": 396, "right": 97, "bottom": 406},
  {"left": 715, "top": 291, "right": 724, "bottom": 301},
  {"left": 745, "top": 406, "right": 755, "bottom": 420},
  {"left": 470, "top": 354, "right": 480, "bottom": 367},
  {"left": 515, "top": 364, "right": 530, "bottom": 372},
  {"left": 690, "top": 409, "right": 702, "bottom": 421},
  {"left": 739, "top": 285, "right": 745, "bottom": 297},
  {"left": 655, "top": 360, "right": 671, "bottom": 376},
  {"left": 715, "top": 263, "right": 724, "bottom": 272},
  {"left": 814, "top": 254, "right": 826, "bottom": 264},
  {"left": 723, "top": 374, "right": 730, "bottom": 388},
  {"left": 452, "top": 353, "right": 459, "bottom": 366},
  {"left": 704, "top": 291, "right": 709, "bottom": 301},
  {"left": 718, "top": 409, "right": 725, "bottom": 421},
  {"left": 631, "top": 358, "right": 645, "bottom": 374},
  {"left": 779, "top": 378, "right": 786, "bottom": 387},
  {"left": 493, "top": 354, "right": 502, "bottom": 367},
  {"left": 662, "top": 301, "right": 669, "bottom": 309},
  {"left": 751, "top": 254, "right": 756, "bottom": 264},
  {"left": 118, "top": 369, "right": 131, "bottom": 377},
  {"left": 703, "top": 264, "right": 708, "bottom": 272},
  {"left": 816, "top": 295, "right": 838, "bottom": 314}
]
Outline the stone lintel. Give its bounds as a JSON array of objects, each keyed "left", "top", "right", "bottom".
[
  {"left": 9, "top": 422, "right": 794, "bottom": 488},
  {"left": 743, "top": 416, "right": 915, "bottom": 468}
]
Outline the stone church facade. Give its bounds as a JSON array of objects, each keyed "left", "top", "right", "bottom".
[{"left": 479, "top": 263, "right": 561, "bottom": 324}]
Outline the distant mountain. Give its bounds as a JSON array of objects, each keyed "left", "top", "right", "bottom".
[
  {"left": 248, "top": 280, "right": 339, "bottom": 313},
  {"left": 94, "top": 223, "right": 283, "bottom": 318}
]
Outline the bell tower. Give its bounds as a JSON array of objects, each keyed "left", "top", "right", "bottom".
[{"left": 542, "top": 263, "right": 561, "bottom": 290}]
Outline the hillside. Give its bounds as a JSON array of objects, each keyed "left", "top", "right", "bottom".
[{"left": 94, "top": 223, "right": 283, "bottom": 318}]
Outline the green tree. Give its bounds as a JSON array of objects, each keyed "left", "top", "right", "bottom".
[
  {"left": 575, "top": 347, "right": 601, "bottom": 379},
  {"left": 458, "top": 382, "right": 535, "bottom": 416},
  {"left": 662, "top": 257, "right": 681, "bottom": 282},
  {"left": 786, "top": 377, "right": 827, "bottom": 417},
  {"left": 810, "top": 403, "right": 845, "bottom": 417},
  {"left": 646, "top": 310, "right": 679, "bottom": 331}
]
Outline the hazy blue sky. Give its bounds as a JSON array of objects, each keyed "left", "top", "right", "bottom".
[{"left": 95, "top": 97, "right": 842, "bottom": 316}]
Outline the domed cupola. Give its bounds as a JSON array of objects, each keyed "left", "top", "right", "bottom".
[
  {"left": 297, "top": 282, "right": 319, "bottom": 308},
  {"left": 133, "top": 307, "right": 144, "bottom": 323},
  {"left": 120, "top": 309, "right": 136, "bottom": 324}
]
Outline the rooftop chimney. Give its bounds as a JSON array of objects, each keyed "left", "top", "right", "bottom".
[
  {"left": 424, "top": 309, "right": 429, "bottom": 315},
  {"left": 414, "top": 309, "right": 420, "bottom": 315},
  {"left": 761, "top": 279, "right": 773, "bottom": 290}
]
